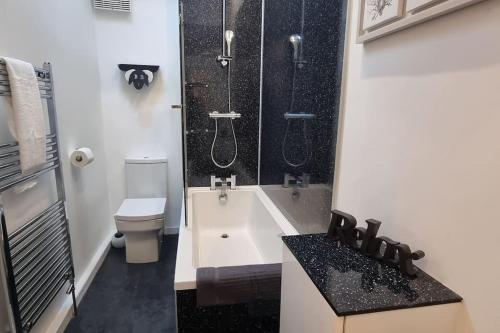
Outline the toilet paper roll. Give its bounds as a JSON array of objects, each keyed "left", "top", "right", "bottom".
[{"left": 70, "top": 148, "right": 95, "bottom": 167}]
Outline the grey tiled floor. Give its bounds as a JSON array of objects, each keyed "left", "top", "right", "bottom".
[{"left": 65, "top": 235, "right": 178, "bottom": 333}]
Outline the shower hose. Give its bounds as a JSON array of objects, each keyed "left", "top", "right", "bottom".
[
  {"left": 282, "top": 62, "right": 312, "bottom": 168},
  {"left": 211, "top": 61, "right": 238, "bottom": 169}
]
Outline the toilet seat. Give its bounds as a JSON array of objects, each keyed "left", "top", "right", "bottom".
[
  {"left": 114, "top": 198, "right": 167, "bottom": 264},
  {"left": 114, "top": 198, "right": 166, "bottom": 222}
]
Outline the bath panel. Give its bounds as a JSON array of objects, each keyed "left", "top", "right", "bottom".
[{"left": 176, "top": 289, "right": 280, "bottom": 333}]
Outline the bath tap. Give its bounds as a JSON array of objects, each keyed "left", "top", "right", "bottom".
[
  {"left": 220, "top": 181, "right": 228, "bottom": 203},
  {"left": 210, "top": 175, "right": 236, "bottom": 202},
  {"left": 283, "top": 173, "right": 310, "bottom": 188}
]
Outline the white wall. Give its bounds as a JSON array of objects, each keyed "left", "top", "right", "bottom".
[
  {"left": 94, "top": 0, "right": 183, "bottom": 233},
  {"left": 335, "top": 1, "right": 500, "bottom": 332},
  {"left": 0, "top": 1, "right": 114, "bottom": 331}
]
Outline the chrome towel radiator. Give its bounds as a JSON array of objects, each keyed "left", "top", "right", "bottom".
[{"left": 0, "top": 60, "right": 77, "bottom": 332}]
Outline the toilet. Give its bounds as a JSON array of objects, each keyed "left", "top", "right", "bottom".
[{"left": 114, "top": 157, "right": 167, "bottom": 263}]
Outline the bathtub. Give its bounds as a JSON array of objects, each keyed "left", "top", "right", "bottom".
[
  {"left": 174, "top": 186, "right": 299, "bottom": 290},
  {"left": 262, "top": 184, "right": 333, "bottom": 234}
]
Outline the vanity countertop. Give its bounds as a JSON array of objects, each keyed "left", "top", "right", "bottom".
[{"left": 282, "top": 234, "right": 462, "bottom": 316}]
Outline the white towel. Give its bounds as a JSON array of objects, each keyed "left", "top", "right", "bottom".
[{"left": 2, "top": 57, "right": 47, "bottom": 174}]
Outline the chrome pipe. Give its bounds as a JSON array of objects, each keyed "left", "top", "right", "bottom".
[
  {"left": 0, "top": 156, "right": 59, "bottom": 182},
  {"left": 15, "top": 239, "right": 68, "bottom": 286},
  {"left": 0, "top": 208, "right": 17, "bottom": 331},
  {"left": 18, "top": 258, "right": 69, "bottom": 305},
  {"left": 10, "top": 208, "right": 64, "bottom": 248},
  {"left": 0, "top": 90, "right": 51, "bottom": 99},
  {"left": 0, "top": 161, "right": 19, "bottom": 171},
  {"left": 0, "top": 146, "right": 56, "bottom": 162},
  {"left": 20, "top": 271, "right": 68, "bottom": 321},
  {"left": 0, "top": 151, "right": 20, "bottom": 160},
  {"left": 0, "top": 134, "right": 57, "bottom": 150},
  {"left": 0, "top": 81, "right": 53, "bottom": 90},
  {"left": 13, "top": 232, "right": 67, "bottom": 276},
  {"left": 0, "top": 161, "right": 59, "bottom": 192},
  {"left": 16, "top": 249, "right": 68, "bottom": 297},
  {"left": 0, "top": 59, "right": 48, "bottom": 75},
  {"left": 0, "top": 169, "right": 23, "bottom": 182},
  {"left": 11, "top": 215, "right": 65, "bottom": 256},
  {"left": 21, "top": 274, "right": 68, "bottom": 330},
  {"left": 12, "top": 225, "right": 66, "bottom": 269},
  {"left": 18, "top": 261, "right": 69, "bottom": 310},
  {"left": 19, "top": 263, "right": 69, "bottom": 312},
  {"left": 209, "top": 111, "right": 241, "bottom": 119},
  {"left": 9, "top": 201, "right": 63, "bottom": 240}
]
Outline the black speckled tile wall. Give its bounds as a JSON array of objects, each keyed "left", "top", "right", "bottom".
[
  {"left": 282, "top": 234, "right": 463, "bottom": 316},
  {"left": 260, "top": 0, "right": 346, "bottom": 186},
  {"left": 183, "top": 0, "right": 261, "bottom": 187}
]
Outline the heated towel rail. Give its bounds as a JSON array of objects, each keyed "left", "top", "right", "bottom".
[{"left": 0, "top": 60, "right": 77, "bottom": 332}]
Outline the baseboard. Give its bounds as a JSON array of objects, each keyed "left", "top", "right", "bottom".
[
  {"left": 165, "top": 226, "right": 179, "bottom": 235},
  {"left": 42, "top": 235, "right": 111, "bottom": 333},
  {"left": 74, "top": 237, "right": 111, "bottom": 304}
]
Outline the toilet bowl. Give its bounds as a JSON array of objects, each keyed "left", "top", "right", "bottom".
[
  {"left": 115, "top": 198, "right": 166, "bottom": 263},
  {"left": 114, "top": 156, "right": 168, "bottom": 264}
]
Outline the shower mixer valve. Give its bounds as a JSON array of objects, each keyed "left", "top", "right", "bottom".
[
  {"left": 283, "top": 173, "right": 310, "bottom": 188},
  {"left": 210, "top": 175, "right": 237, "bottom": 191}
]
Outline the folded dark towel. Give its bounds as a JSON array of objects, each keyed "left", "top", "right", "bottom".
[{"left": 196, "top": 263, "right": 282, "bottom": 307}]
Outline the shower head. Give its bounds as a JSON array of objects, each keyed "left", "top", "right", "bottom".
[
  {"left": 225, "top": 30, "right": 235, "bottom": 57},
  {"left": 289, "top": 34, "right": 302, "bottom": 62}
]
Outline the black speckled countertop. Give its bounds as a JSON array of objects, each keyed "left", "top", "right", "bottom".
[{"left": 282, "top": 234, "right": 462, "bottom": 316}]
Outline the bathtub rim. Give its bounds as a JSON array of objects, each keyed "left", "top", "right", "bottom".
[{"left": 174, "top": 185, "right": 299, "bottom": 290}]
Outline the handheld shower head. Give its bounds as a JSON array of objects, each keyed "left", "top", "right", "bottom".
[
  {"left": 289, "top": 34, "right": 302, "bottom": 62},
  {"left": 225, "top": 30, "right": 235, "bottom": 57}
]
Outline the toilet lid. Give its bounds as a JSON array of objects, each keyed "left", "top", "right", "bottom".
[{"left": 115, "top": 198, "right": 166, "bottom": 221}]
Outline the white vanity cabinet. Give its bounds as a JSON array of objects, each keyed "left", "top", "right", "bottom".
[
  {"left": 280, "top": 245, "right": 463, "bottom": 333},
  {"left": 280, "top": 245, "right": 344, "bottom": 333}
]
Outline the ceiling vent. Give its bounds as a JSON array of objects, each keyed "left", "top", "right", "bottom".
[{"left": 94, "top": 0, "right": 131, "bottom": 12}]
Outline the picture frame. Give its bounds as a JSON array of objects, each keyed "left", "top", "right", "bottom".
[
  {"left": 362, "top": 0, "right": 404, "bottom": 31},
  {"left": 406, "top": 0, "right": 441, "bottom": 13},
  {"left": 357, "top": 0, "right": 488, "bottom": 43}
]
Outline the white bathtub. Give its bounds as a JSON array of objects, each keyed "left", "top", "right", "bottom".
[
  {"left": 174, "top": 186, "right": 299, "bottom": 290},
  {"left": 262, "top": 184, "right": 333, "bottom": 234}
]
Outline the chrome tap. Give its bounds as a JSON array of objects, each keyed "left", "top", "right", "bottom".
[
  {"left": 210, "top": 174, "right": 236, "bottom": 203},
  {"left": 283, "top": 173, "right": 310, "bottom": 188},
  {"left": 220, "top": 181, "right": 228, "bottom": 203}
]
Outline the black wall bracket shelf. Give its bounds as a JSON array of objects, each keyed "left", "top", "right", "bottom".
[{"left": 118, "top": 64, "right": 160, "bottom": 90}]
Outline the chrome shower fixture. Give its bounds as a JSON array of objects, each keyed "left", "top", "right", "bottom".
[
  {"left": 289, "top": 34, "right": 302, "bottom": 62},
  {"left": 225, "top": 30, "right": 234, "bottom": 57},
  {"left": 209, "top": 111, "right": 241, "bottom": 119},
  {"left": 217, "top": 30, "right": 235, "bottom": 67}
]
